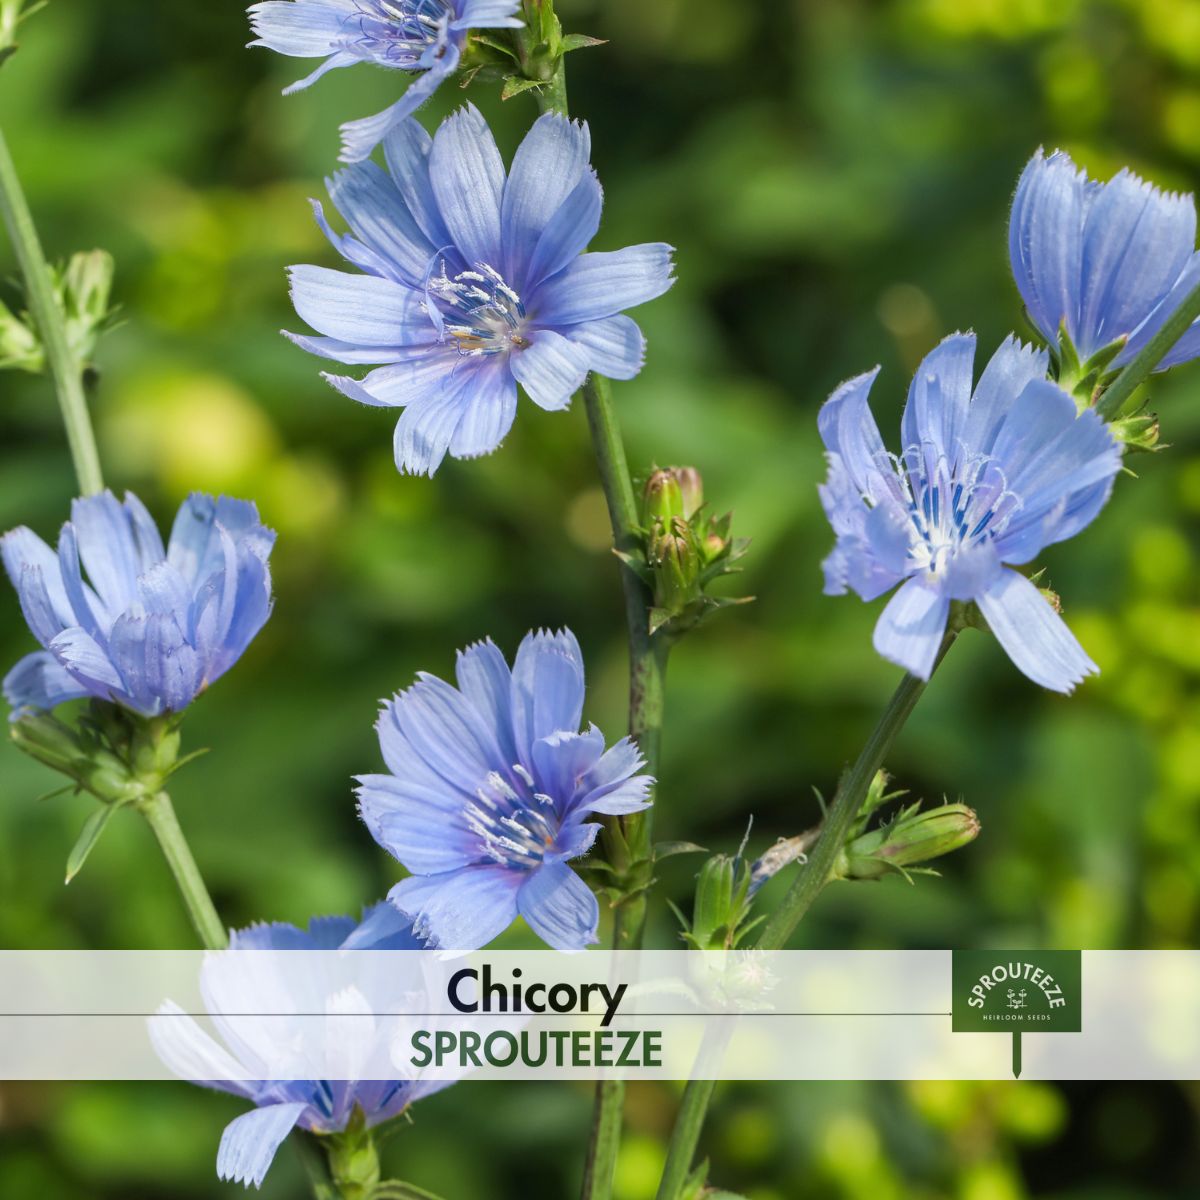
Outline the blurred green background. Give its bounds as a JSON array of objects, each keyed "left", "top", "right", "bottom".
[{"left": 1, "top": 0, "right": 1199, "bottom": 1195}]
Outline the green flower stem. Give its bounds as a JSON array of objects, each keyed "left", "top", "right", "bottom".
[
  {"left": 579, "top": 1078, "right": 625, "bottom": 1200},
  {"left": 651, "top": 635, "right": 958, "bottom": 1200},
  {"left": 535, "top": 62, "right": 669, "bottom": 1200},
  {"left": 138, "top": 791, "right": 227, "bottom": 950},
  {"left": 0, "top": 122, "right": 103, "bottom": 495},
  {"left": 756, "top": 629, "right": 958, "bottom": 951},
  {"left": 654, "top": 1025, "right": 732, "bottom": 1200},
  {"left": 536, "top": 67, "right": 569, "bottom": 119},
  {"left": 1094, "top": 274, "right": 1200, "bottom": 420},
  {"left": 654, "top": 1078, "right": 717, "bottom": 1200},
  {"left": 583, "top": 373, "right": 668, "bottom": 945}
]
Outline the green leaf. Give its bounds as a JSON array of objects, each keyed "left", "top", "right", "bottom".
[
  {"left": 561, "top": 33, "right": 607, "bottom": 52},
  {"left": 65, "top": 804, "right": 118, "bottom": 884},
  {"left": 654, "top": 840, "right": 708, "bottom": 860},
  {"left": 469, "top": 33, "right": 519, "bottom": 61},
  {"left": 501, "top": 75, "right": 547, "bottom": 101},
  {"left": 372, "top": 1183, "right": 450, "bottom": 1200},
  {"left": 680, "top": 1158, "right": 710, "bottom": 1200}
]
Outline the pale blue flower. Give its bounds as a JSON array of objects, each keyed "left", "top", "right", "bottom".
[
  {"left": 248, "top": 0, "right": 523, "bottom": 162},
  {"left": 1, "top": 491, "right": 274, "bottom": 717},
  {"left": 287, "top": 106, "right": 675, "bottom": 475},
  {"left": 818, "top": 333, "right": 1122, "bottom": 692},
  {"left": 1010, "top": 148, "right": 1200, "bottom": 369},
  {"left": 150, "top": 904, "right": 442, "bottom": 1190},
  {"left": 356, "top": 629, "right": 653, "bottom": 951}
]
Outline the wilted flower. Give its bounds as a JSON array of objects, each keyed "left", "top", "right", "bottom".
[
  {"left": 2, "top": 491, "right": 274, "bottom": 717},
  {"left": 150, "top": 905, "right": 442, "bottom": 1190},
  {"left": 247, "top": 0, "right": 523, "bottom": 162},
  {"left": 1010, "top": 148, "right": 1200, "bottom": 370},
  {"left": 818, "top": 332, "right": 1121, "bottom": 692},
  {"left": 288, "top": 105, "right": 675, "bottom": 475},
  {"left": 356, "top": 629, "right": 653, "bottom": 951}
]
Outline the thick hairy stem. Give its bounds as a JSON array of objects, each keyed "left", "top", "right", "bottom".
[
  {"left": 1094, "top": 275, "right": 1200, "bottom": 420},
  {"left": 138, "top": 792, "right": 227, "bottom": 950},
  {"left": 0, "top": 123, "right": 103, "bottom": 495}
]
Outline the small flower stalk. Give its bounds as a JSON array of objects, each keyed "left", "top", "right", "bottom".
[{"left": 619, "top": 467, "right": 750, "bottom": 638}]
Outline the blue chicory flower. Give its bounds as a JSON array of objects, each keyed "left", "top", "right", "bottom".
[
  {"left": 247, "top": 0, "right": 523, "bottom": 162},
  {"left": 1, "top": 491, "right": 275, "bottom": 718},
  {"left": 355, "top": 629, "right": 654, "bottom": 951},
  {"left": 287, "top": 105, "right": 675, "bottom": 475},
  {"left": 818, "top": 332, "right": 1122, "bottom": 693},
  {"left": 150, "top": 904, "right": 442, "bottom": 1190},
  {"left": 1010, "top": 148, "right": 1200, "bottom": 369}
]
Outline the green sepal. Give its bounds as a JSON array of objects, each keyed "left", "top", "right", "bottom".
[
  {"left": 500, "top": 74, "right": 548, "bottom": 100},
  {"left": 323, "top": 1106, "right": 380, "bottom": 1200},
  {"left": 654, "top": 840, "right": 707, "bottom": 861},
  {"left": 680, "top": 1158, "right": 710, "bottom": 1200},
  {"left": 65, "top": 803, "right": 119, "bottom": 884},
  {"left": 372, "top": 1181, "right": 450, "bottom": 1200},
  {"left": 561, "top": 33, "right": 606, "bottom": 52},
  {"left": 1108, "top": 411, "right": 1162, "bottom": 453},
  {"left": 468, "top": 32, "right": 520, "bottom": 62}
]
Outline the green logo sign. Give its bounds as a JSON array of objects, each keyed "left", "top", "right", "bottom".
[{"left": 951, "top": 950, "right": 1082, "bottom": 1076}]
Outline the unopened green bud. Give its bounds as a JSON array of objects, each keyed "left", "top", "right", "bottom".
[
  {"left": 0, "top": 295, "right": 40, "bottom": 371},
  {"left": 643, "top": 469, "right": 685, "bottom": 524},
  {"left": 839, "top": 803, "right": 980, "bottom": 880},
  {"left": 650, "top": 517, "right": 701, "bottom": 613},
  {"left": 324, "top": 1108, "right": 381, "bottom": 1200},
  {"left": 10, "top": 711, "right": 89, "bottom": 776},
  {"left": 1108, "top": 412, "right": 1160, "bottom": 453},
  {"left": 686, "top": 852, "right": 755, "bottom": 950},
  {"left": 0, "top": 0, "right": 44, "bottom": 65},
  {"left": 643, "top": 467, "right": 704, "bottom": 525},
  {"left": 673, "top": 467, "right": 704, "bottom": 518},
  {"left": 61, "top": 249, "right": 115, "bottom": 365}
]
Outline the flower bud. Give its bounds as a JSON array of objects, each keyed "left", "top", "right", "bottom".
[
  {"left": 686, "top": 852, "right": 753, "bottom": 951},
  {"left": 673, "top": 467, "right": 704, "bottom": 519},
  {"left": 643, "top": 466, "right": 704, "bottom": 525},
  {"left": 61, "top": 249, "right": 115, "bottom": 365},
  {"left": 838, "top": 803, "right": 980, "bottom": 881},
  {"left": 324, "top": 1107, "right": 380, "bottom": 1200},
  {"left": 1108, "top": 412, "right": 1160, "bottom": 453},
  {"left": 643, "top": 469, "right": 685, "bottom": 524},
  {"left": 10, "top": 711, "right": 89, "bottom": 777},
  {"left": 649, "top": 517, "right": 701, "bottom": 614},
  {"left": 0, "top": 0, "right": 41, "bottom": 65},
  {"left": 0, "top": 295, "right": 40, "bottom": 372}
]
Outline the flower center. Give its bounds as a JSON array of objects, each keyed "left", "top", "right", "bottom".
[
  {"left": 465, "top": 764, "right": 558, "bottom": 869},
  {"left": 349, "top": 0, "right": 451, "bottom": 64},
  {"left": 428, "top": 261, "right": 530, "bottom": 357},
  {"left": 897, "top": 444, "right": 1022, "bottom": 577}
]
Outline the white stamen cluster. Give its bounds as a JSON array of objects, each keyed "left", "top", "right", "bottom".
[
  {"left": 427, "top": 261, "right": 529, "bottom": 358},
  {"left": 465, "top": 764, "right": 558, "bottom": 868}
]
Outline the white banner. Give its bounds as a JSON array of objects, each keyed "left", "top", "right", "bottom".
[{"left": 0, "top": 950, "right": 1196, "bottom": 1081}]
